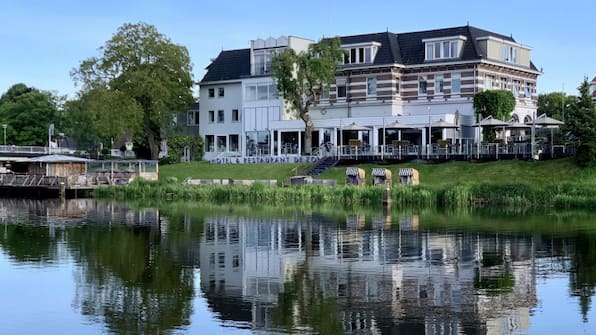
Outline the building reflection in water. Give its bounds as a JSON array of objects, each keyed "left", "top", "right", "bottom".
[{"left": 199, "top": 212, "right": 537, "bottom": 335}]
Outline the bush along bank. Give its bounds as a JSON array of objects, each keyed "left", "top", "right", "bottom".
[{"left": 94, "top": 179, "right": 596, "bottom": 210}]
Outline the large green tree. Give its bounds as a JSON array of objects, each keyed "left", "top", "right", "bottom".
[
  {"left": 0, "top": 83, "right": 63, "bottom": 146},
  {"left": 565, "top": 78, "right": 596, "bottom": 167},
  {"left": 72, "top": 22, "right": 194, "bottom": 159},
  {"left": 537, "top": 92, "right": 576, "bottom": 121},
  {"left": 270, "top": 38, "right": 344, "bottom": 154}
]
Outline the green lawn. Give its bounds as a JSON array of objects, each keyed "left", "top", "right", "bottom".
[
  {"left": 321, "top": 158, "right": 596, "bottom": 186},
  {"left": 159, "top": 161, "right": 311, "bottom": 182},
  {"left": 159, "top": 158, "right": 596, "bottom": 187}
]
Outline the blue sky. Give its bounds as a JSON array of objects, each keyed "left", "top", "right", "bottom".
[{"left": 1, "top": 0, "right": 594, "bottom": 99}]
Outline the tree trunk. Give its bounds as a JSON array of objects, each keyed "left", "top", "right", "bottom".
[{"left": 304, "top": 124, "right": 313, "bottom": 155}]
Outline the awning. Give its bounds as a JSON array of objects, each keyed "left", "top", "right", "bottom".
[
  {"left": 371, "top": 168, "right": 387, "bottom": 176},
  {"left": 346, "top": 167, "right": 360, "bottom": 176},
  {"left": 399, "top": 168, "right": 414, "bottom": 176}
]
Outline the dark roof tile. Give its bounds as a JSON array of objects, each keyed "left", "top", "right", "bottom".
[{"left": 200, "top": 49, "right": 250, "bottom": 83}]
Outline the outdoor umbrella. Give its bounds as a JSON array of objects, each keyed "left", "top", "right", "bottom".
[{"left": 474, "top": 115, "right": 509, "bottom": 142}]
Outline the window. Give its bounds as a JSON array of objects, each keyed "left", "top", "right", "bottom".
[
  {"left": 321, "top": 85, "right": 330, "bottom": 100},
  {"left": 232, "top": 255, "right": 240, "bottom": 268},
  {"left": 205, "top": 135, "right": 214, "bottom": 152},
  {"left": 435, "top": 77, "right": 444, "bottom": 94},
  {"left": 217, "top": 110, "right": 224, "bottom": 123},
  {"left": 485, "top": 75, "right": 494, "bottom": 89},
  {"left": 257, "top": 84, "right": 268, "bottom": 100},
  {"left": 218, "top": 252, "right": 225, "bottom": 268},
  {"left": 245, "top": 83, "right": 278, "bottom": 101},
  {"left": 418, "top": 76, "right": 427, "bottom": 94},
  {"left": 230, "top": 134, "right": 239, "bottom": 152},
  {"left": 337, "top": 84, "right": 347, "bottom": 98},
  {"left": 232, "top": 109, "right": 239, "bottom": 122},
  {"left": 269, "top": 83, "right": 278, "bottom": 99},
  {"left": 208, "top": 110, "right": 214, "bottom": 123},
  {"left": 513, "top": 80, "right": 521, "bottom": 97},
  {"left": 208, "top": 88, "right": 215, "bottom": 98},
  {"left": 254, "top": 50, "right": 274, "bottom": 75},
  {"left": 367, "top": 77, "right": 377, "bottom": 96},
  {"left": 187, "top": 111, "right": 199, "bottom": 125},
  {"left": 342, "top": 45, "right": 378, "bottom": 64},
  {"left": 425, "top": 39, "right": 461, "bottom": 60},
  {"left": 172, "top": 112, "right": 178, "bottom": 126},
  {"left": 502, "top": 45, "right": 518, "bottom": 63},
  {"left": 218, "top": 87, "right": 224, "bottom": 97},
  {"left": 500, "top": 77, "right": 508, "bottom": 90},
  {"left": 524, "top": 83, "right": 531, "bottom": 97},
  {"left": 217, "top": 136, "right": 226, "bottom": 152},
  {"left": 451, "top": 74, "right": 461, "bottom": 94}
]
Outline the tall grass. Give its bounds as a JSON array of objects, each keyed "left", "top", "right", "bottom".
[{"left": 94, "top": 178, "right": 596, "bottom": 209}]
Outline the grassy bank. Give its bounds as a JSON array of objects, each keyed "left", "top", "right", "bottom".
[
  {"left": 158, "top": 158, "right": 596, "bottom": 187},
  {"left": 96, "top": 158, "right": 596, "bottom": 209}
]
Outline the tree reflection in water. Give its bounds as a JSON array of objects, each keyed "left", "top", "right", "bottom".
[{"left": 67, "top": 220, "right": 195, "bottom": 334}]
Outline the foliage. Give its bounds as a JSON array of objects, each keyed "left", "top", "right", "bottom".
[
  {"left": 72, "top": 22, "right": 195, "bottom": 159},
  {"left": 271, "top": 37, "right": 345, "bottom": 153},
  {"left": 473, "top": 90, "right": 516, "bottom": 120},
  {"left": 0, "top": 83, "right": 63, "bottom": 146},
  {"left": 565, "top": 78, "right": 596, "bottom": 167},
  {"left": 537, "top": 91, "right": 576, "bottom": 121},
  {"left": 161, "top": 134, "right": 204, "bottom": 164},
  {"left": 473, "top": 90, "right": 516, "bottom": 142},
  {"left": 64, "top": 87, "right": 143, "bottom": 152}
]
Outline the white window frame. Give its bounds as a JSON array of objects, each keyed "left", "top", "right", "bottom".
[
  {"left": 208, "top": 110, "right": 215, "bottom": 123},
  {"left": 424, "top": 36, "right": 465, "bottom": 61},
  {"left": 451, "top": 73, "right": 461, "bottom": 94},
  {"left": 418, "top": 76, "right": 428, "bottom": 95},
  {"left": 435, "top": 77, "right": 444, "bottom": 94},
  {"left": 367, "top": 77, "right": 377, "bottom": 96},
  {"left": 217, "top": 110, "right": 224, "bottom": 123},
  {"left": 232, "top": 109, "right": 240, "bottom": 122}
]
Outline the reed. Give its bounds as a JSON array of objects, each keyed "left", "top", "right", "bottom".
[{"left": 94, "top": 179, "right": 596, "bottom": 209}]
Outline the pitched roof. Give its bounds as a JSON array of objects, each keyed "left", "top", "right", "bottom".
[
  {"left": 339, "top": 32, "right": 402, "bottom": 66},
  {"left": 200, "top": 25, "right": 538, "bottom": 83},
  {"left": 200, "top": 48, "right": 250, "bottom": 83}
]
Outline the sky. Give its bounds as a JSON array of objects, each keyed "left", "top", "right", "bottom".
[{"left": 1, "top": 0, "right": 595, "bottom": 99}]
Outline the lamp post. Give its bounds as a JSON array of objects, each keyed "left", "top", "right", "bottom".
[{"left": 2, "top": 124, "right": 6, "bottom": 146}]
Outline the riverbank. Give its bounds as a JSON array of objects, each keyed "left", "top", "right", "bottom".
[{"left": 95, "top": 158, "right": 596, "bottom": 209}]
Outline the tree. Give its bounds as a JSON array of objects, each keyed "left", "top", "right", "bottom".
[
  {"left": 473, "top": 90, "right": 516, "bottom": 141},
  {"left": 0, "top": 83, "right": 63, "bottom": 146},
  {"left": 473, "top": 90, "right": 516, "bottom": 120},
  {"left": 63, "top": 87, "right": 143, "bottom": 153},
  {"left": 271, "top": 38, "right": 345, "bottom": 154},
  {"left": 565, "top": 78, "right": 596, "bottom": 167},
  {"left": 537, "top": 92, "right": 576, "bottom": 121},
  {"left": 72, "top": 22, "right": 194, "bottom": 159}
]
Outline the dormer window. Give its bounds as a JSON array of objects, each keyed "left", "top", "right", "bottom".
[
  {"left": 423, "top": 36, "right": 466, "bottom": 61},
  {"left": 502, "top": 45, "right": 518, "bottom": 63},
  {"left": 342, "top": 42, "right": 380, "bottom": 65}
]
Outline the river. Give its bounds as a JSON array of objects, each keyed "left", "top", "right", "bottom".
[{"left": 0, "top": 198, "right": 594, "bottom": 334}]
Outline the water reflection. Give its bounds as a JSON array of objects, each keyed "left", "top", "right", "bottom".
[
  {"left": 1, "top": 199, "right": 195, "bottom": 335},
  {"left": 0, "top": 199, "right": 595, "bottom": 334},
  {"left": 199, "top": 212, "right": 544, "bottom": 334}
]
